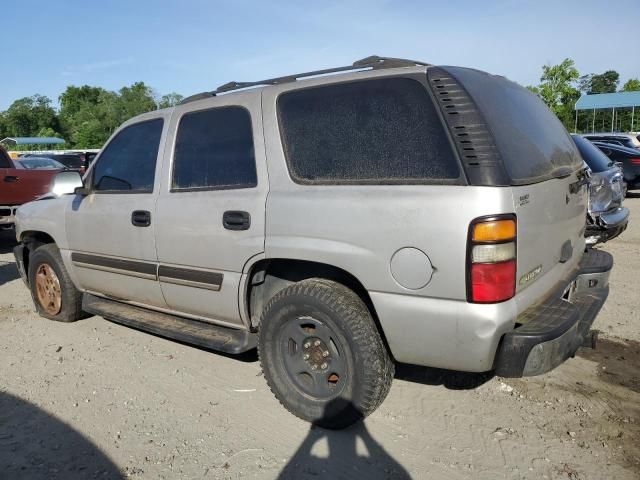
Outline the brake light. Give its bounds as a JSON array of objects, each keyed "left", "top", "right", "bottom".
[
  {"left": 630, "top": 158, "right": 640, "bottom": 165},
  {"left": 468, "top": 216, "right": 517, "bottom": 303}
]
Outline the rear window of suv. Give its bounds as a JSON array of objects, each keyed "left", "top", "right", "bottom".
[
  {"left": 444, "top": 67, "right": 582, "bottom": 185},
  {"left": 277, "top": 77, "right": 461, "bottom": 184}
]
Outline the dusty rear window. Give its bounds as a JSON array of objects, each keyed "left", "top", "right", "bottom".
[
  {"left": 277, "top": 77, "right": 461, "bottom": 184},
  {"left": 445, "top": 67, "right": 582, "bottom": 185}
]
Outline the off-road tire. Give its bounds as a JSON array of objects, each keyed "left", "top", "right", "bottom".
[
  {"left": 28, "top": 243, "right": 87, "bottom": 322},
  {"left": 258, "top": 278, "right": 394, "bottom": 429}
]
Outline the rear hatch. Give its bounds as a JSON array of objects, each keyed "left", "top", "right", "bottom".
[{"left": 430, "top": 67, "right": 587, "bottom": 297}]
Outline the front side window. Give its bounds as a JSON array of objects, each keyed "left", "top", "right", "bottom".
[
  {"left": 277, "top": 77, "right": 461, "bottom": 184},
  {"left": 93, "top": 118, "right": 163, "bottom": 192},
  {"left": 172, "top": 106, "right": 257, "bottom": 191}
]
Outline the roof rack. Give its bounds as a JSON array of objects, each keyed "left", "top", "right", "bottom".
[{"left": 179, "top": 55, "right": 430, "bottom": 104}]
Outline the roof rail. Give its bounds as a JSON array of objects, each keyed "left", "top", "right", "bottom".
[{"left": 179, "top": 55, "right": 430, "bottom": 104}]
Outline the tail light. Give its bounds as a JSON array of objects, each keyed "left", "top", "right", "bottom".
[
  {"left": 467, "top": 215, "right": 517, "bottom": 303},
  {"left": 630, "top": 158, "right": 640, "bottom": 165}
]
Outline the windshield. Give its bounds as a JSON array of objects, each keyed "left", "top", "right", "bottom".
[{"left": 572, "top": 135, "right": 612, "bottom": 173}]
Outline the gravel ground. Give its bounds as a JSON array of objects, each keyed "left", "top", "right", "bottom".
[{"left": 0, "top": 198, "right": 638, "bottom": 480}]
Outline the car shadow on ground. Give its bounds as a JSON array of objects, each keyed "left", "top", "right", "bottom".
[
  {"left": 395, "top": 363, "right": 494, "bottom": 390},
  {"left": 0, "top": 261, "right": 20, "bottom": 286},
  {"left": 0, "top": 391, "right": 124, "bottom": 479},
  {"left": 278, "top": 398, "right": 411, "bottom": 479},
  {"left": 0, "top": 229, "right": 19, "bottom": 286},
  {"left": 0, "top": 228, "right": 17, "bottom": 254}
]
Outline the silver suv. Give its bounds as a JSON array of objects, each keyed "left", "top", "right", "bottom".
[{"left": 13, "top": 56, "right": 613, "bottom": 429}]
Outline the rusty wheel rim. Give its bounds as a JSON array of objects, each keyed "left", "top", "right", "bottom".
[{"left": 35, "top": 263, "right": 62, "bottom": 315}]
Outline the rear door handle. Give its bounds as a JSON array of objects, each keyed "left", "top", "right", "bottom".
[
  {"left": 131, "top": 210, "right": 151, "bottom": 227},
  {"left": 223, "top": 211, "right": 250, "bottom": 230},
  {"left": 4, "top": 175, "right": 19, "bottom": 183}
]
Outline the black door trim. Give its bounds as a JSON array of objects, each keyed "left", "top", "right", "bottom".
[
  {"left": 71, "top": 252, "right": 224, "bottom": 291},
  {"left": 158, "top": 265, "right": 223, "bottom": 291},
  {"left": 71, "top": 253, "right": 157, "bottom": 279}
]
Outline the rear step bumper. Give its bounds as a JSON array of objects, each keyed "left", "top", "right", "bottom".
[
  {"left": 494, "top": 249, "right": 612, "bottom": 377},
  {"left": 83, "top": 294, "right": 257, "bottom": 354}
]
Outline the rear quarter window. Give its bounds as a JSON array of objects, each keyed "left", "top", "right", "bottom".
[
  {"left": 277, "top": 77, "right": 461, "bottom": 184},
  {"left": 444, "top": 67, "right": 582, "bottom": 185}
]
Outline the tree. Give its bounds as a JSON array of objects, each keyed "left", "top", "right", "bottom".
[
  {"left": 621, "top": 78, "right": 640, "bottom": 92},
  {"left": 0, "top": 112, "right": 8, "bottom": 139},
  {"left": 158, "top": 92, "right": 184, "bottom": 109},
  {"left": 4, "top": 95, "right": 60, "bottom": 137},
  {"left": 531, "top": 59, "right": 580, "bottom": 129},
  {"left": 58, "top": 85, "right": 120, "bottom": 148},
  {"left": 579, "top": 70, "right": 620, "bottom": 94},
  {"left": 116, "top": 82, "right": 156, "bottom": 121}
]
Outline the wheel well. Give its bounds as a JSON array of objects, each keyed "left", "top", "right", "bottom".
[
  {"left": 246, "top": 258, "right": 391, "bottom": 355},
  {"left": 19, "top": 231, "right": 56, "bottom": 283}
]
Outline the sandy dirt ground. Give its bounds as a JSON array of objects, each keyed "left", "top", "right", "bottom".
[{"left": 0, "top": 199, "right": 639, "bottom": 480}]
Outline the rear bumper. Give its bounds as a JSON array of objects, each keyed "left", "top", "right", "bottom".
[
  {"left": 586, "top": 207, "right": 629, "bottom": 245},
  {"left": 494, "top": 249, "right": 612, "bottom": 377}
]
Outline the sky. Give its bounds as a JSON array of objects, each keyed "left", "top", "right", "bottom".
[{"left": 2, "top": 0, "right": 639, "bottom": 110}]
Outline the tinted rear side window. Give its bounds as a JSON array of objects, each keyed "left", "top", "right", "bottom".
[
  {"left": 444, "top": 67, "right": 582, "bottom": 185},
  {"left": 172, "top": 107, "right": 257, "bottom": 191},
  {"left": 572, "top": 135, "right": 611, "bottom": 173},
  {"left": 277, "top": 77, "right": 460, "bottom": 184}
]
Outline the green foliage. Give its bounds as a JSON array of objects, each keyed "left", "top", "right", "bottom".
[
  {"left": 1, "top": 82, "right": 179, "bottom": 149},
  {"left": 0, "top": 112, "right": 8, "bottom": 139},
  {"left": 4, "top": 95, "right": 61, "bottom": 138},
  {"left": 622, "top": 78, "right": 640, "bottom": 92},
  {"left": 579, "top": 71, "right": 620, "bottom": 94},
  {"left": 116, "top": 82, "right": 157, "bottom": 122},
  {"left": 158, "top": 92, "right": 184, "bottom": 109},
  {"left": 529, "top": 58, "right": 580, "bottom": 130},
  {"left": 59, "top": 85, "right": 129, "bottom": 148}
]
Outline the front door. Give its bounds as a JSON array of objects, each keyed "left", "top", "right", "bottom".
[
  {"left": 154, "top": 92, "right": 268, "bottom": 328},
  {"left": 64, "top": 114, "right": 168, "bottom": 308}
]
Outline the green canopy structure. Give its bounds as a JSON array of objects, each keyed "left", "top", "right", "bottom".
[
  {"left": 0, "top": 137, "right": 65, "bottom": 146},
  {"left": 574, "top": 91, "right": 640, "bottom": 132}
]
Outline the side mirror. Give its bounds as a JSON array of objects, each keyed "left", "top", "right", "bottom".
[{"left": 51, "top": 171, "right": 84, "bottom": 196}]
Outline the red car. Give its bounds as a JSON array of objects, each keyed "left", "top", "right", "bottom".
[{"left": 0, "top": 146, "right": 60, "bottom": 228}]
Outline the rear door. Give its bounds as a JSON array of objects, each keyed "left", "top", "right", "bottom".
[
  {"left": 442, "top": 67, "right": 587, "bottom": 296},
  {"left": 154, "top": 91, "right": 267, "bottom": 328}
]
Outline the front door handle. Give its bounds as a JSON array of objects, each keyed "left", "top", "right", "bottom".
[
  {"left": 223, "top": 211, "right": 250, "bottom": 231},
  {"left": 4, "top": 175, "right": 19, "bottom": 183},
  {"left": 131, "top": 210, "right": 151, "bottom": 227}
]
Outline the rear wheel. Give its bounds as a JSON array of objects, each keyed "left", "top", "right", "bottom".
[
  {"left": 28, "top": 244, "right": 87, "bottom": 322},
  {"left": 258, "top": 279, "right": 394, "bottom": 429}
]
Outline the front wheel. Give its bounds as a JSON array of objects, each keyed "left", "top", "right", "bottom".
[
  {"left": 258, "top": 279, "right": 394, "bottom": 429},
  {"left": 28, "top": 243, "right": 87, "bottom": 322}
]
